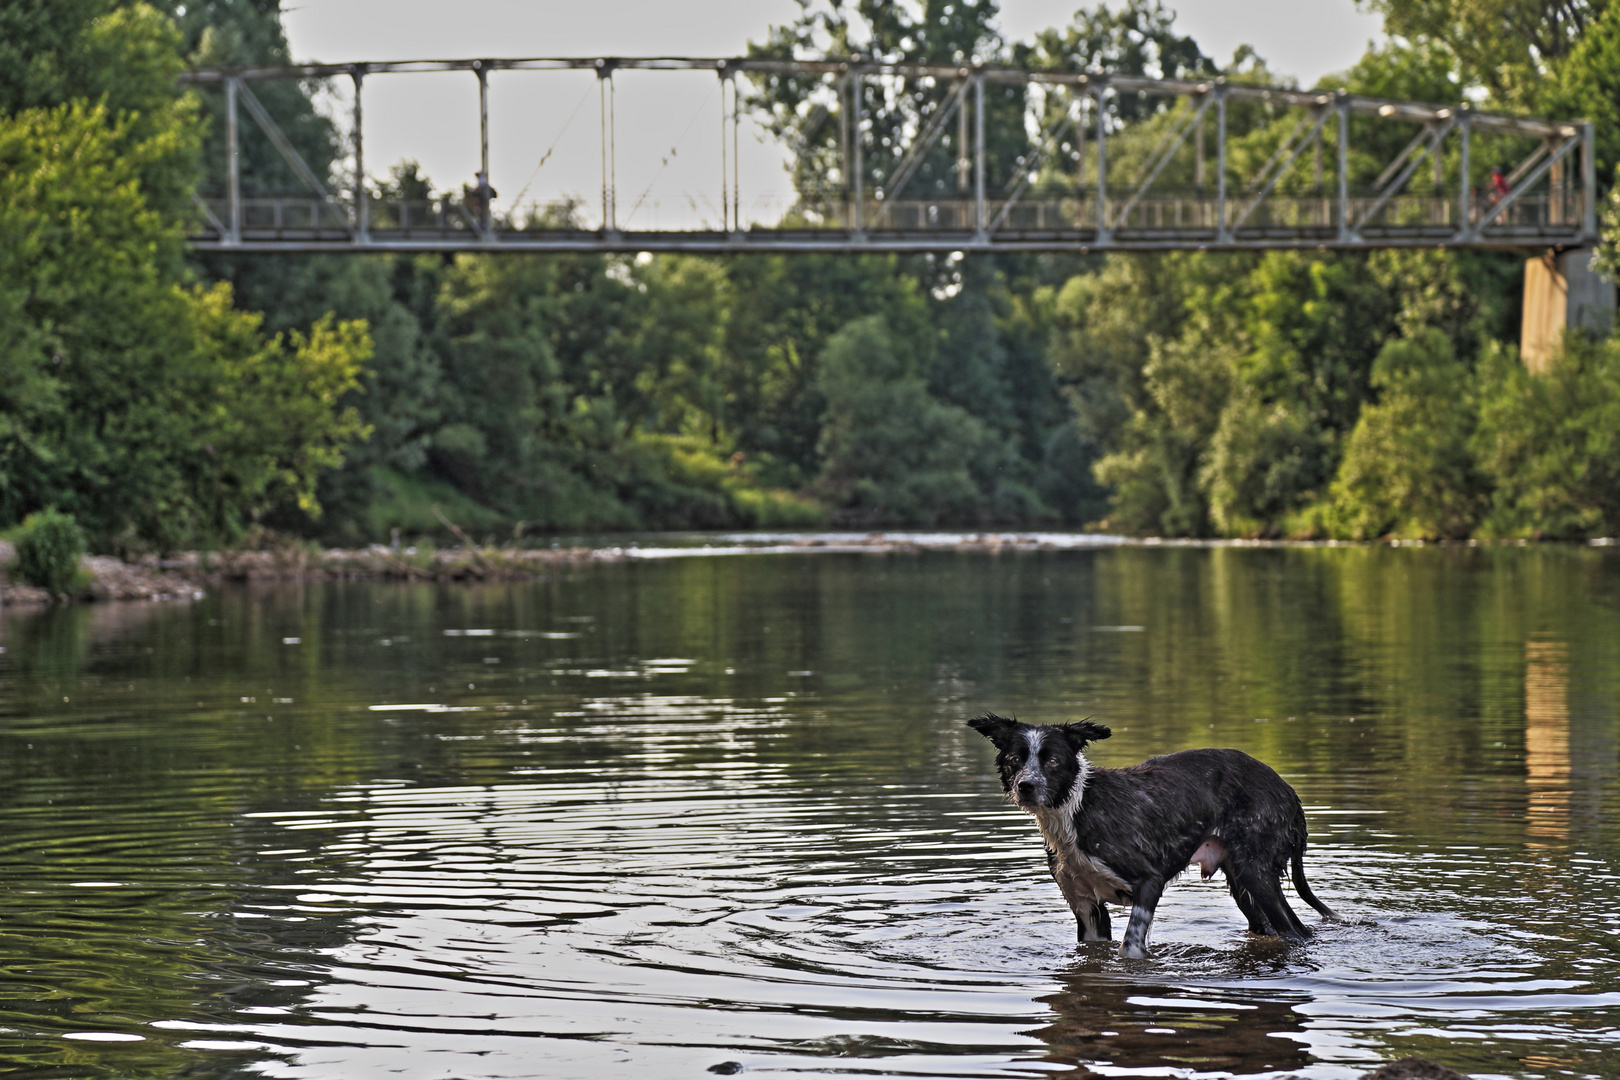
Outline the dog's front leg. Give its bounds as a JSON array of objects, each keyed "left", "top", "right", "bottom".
[
  {"left": 1120, "top": 878, "right": 1164, "bottom": 959},
  {"left": 1084, "top": 901, "right": 1111, "bottom": 942},
  {"left": 1070, "top": 895, "right": 1111, "bottom": 942},
  {"left": 1048, "top": 849, "right": 1110, "bottom": 942}
]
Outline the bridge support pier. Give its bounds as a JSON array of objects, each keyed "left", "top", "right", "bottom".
[{"left": 1521, "top": 249, "right": 1615, "bottom": 374}]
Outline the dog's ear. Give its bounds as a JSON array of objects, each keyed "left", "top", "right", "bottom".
[
  {"left": 967, "top": 712, "right": 1022, "bottom": 747},
  {"left": 1055, "top": 720, "right": 1112, "bottom": 750}
]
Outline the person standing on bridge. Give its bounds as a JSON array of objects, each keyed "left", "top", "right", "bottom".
[
  {"left": 464, "top": 171, "right": 497, "bottom": 231},
  {"left": 1490, "top": 165, "right": 1510, "bottom": 202}
]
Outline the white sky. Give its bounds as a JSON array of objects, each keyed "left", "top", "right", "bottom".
[{"left": 279, "top": 0, "right": 1385, "bottom": 229}]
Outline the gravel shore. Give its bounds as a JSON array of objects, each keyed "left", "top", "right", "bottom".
[
  {"left": 0, "top": 540, "right": 625, "bottom": 606},
  {"left": 4, "top": 531, "right": 1613, "bottom": 606}
]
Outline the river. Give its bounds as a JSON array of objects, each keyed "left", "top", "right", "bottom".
[{"left": 1, "top": 542, "right": 1616, "bottom": 1078}]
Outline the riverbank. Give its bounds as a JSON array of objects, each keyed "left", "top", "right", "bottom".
[
  {"left": 2, "top": 531, "right": 1616, "bottom": 606},
  {"left": 0, "top": 539, "right": 614, "bottom": 605},
  {"left": 0, "top": 541, "right": 204, "bottom": 605},
  {"left": 0, "top": 534, "right": 1087, "bottom": 604}
]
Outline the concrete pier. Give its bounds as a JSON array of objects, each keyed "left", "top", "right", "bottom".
[{"left": 1521, "top": 248, "right": 1615, "bottom": 374}]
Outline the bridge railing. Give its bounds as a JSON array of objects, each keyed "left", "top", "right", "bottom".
[
  {"left": 193, "top": 190, "right": 1588, "bottom": 249},
  {"left": 811, "top": 192, "right": 1585, "bottom": 233}
]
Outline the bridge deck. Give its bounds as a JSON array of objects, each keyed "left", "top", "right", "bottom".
[{"left": 191, "top": 194, "right": 1591, "bottom": 253}]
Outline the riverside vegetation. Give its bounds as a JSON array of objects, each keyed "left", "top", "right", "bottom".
[{"left": 5, "top": 0, "right": 1620, "bottom": 556}]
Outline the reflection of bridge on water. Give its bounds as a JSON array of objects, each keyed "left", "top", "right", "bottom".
[{"left": 180, "top": 58, "right": 1597, "bottom": 256}]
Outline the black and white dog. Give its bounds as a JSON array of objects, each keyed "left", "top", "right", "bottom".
[{"left": 968, "top": 713, "right": 1336, "bottom": 958}]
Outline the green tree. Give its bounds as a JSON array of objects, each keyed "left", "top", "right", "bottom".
[
  {"left": 0, "top": 101, "right": 370, "bottom": 548},
  {"left": 252, "top": 250, "right": 449, "bottom": 544},
  {"left": 1092, "top": 316, "right": 1234, "bottom": 536},
  {"left": 156, "top": 0, "right": 426, "bottom": 545},
  {"left": 719, "top": 252, "right": 940, "bottom": 484},
  {"left": 1024, "top": 0, "right": 1211, "bottom": 121},
  {"left": 748, "top": 0, "right": 1023, "bottom": 205},
  {"left": 1201, "top": 394, "right": 1324, "bottom": 537},
  {"left": 1040, "top": 23, "right": 1536, "bottom": 540},
  {"left": 1473, "top": 335, "right": 1620, "bottom": 538},
  {"left": 1326, "top": 330, "right": 1489, "bottom": 539},
  {"left": 629, "top": 256, "right": 735, "bottom": 440},
  {"left": 1365, "top": 0, "right": 1603, "bottom": 103},
  {"left": 816, "top": 315, "right": 1039, "bottom": 524},
  {"left": 425, "top": 249, "right": 814, "bottom": 532},
  {"left": 0, "top": 4, "right": 372, "bottom": 549},
  {"left": 744, "top": 2, "right": 1093, "bottom": 524},
  {"left": 186, "top": 292, "right": 372, "bottom": 536},
  {"left": 1551, "top": 4, "right": 1620, "bottom": 233},
  {"left": 429, "top": 251, "right": 630, "bottom": 528},
  {"left": 1048, "top": 253, "right": 1195, "bottom": 528},
  {"left": 9, "top": 509, "right": 89, "bottom": 596},
  {"left": 0, "top": 2, "right": 201, "bottom": 224},
  {"left": 157, "top": 0, "right": 342, "bottom": 202}
]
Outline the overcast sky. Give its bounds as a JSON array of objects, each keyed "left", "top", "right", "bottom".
[{"left": 279, "top": 0, "right": 1385, "bottom": 229}]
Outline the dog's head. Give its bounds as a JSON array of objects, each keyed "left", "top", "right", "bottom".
[{"left": 967, "top": 713, "right": 1111, "bottom": 810}]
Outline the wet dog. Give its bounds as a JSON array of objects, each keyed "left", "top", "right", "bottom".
[{"left": 968, "top": 713, "right": 1337, "bottom": 958}]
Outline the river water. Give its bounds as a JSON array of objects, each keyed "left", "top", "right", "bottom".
[{"left": 1, "top": 543, "right": 1617, "bottom": 1079}]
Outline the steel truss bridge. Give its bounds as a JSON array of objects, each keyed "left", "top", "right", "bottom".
[{"left": 180, "top": 57, "right": 1598, "bottom": 255}]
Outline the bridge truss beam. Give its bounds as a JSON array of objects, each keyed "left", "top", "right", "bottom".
[{"left": 180, "top": 57, "right": 1597, "bottom": 255}]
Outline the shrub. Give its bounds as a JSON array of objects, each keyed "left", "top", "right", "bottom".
[
  {"left": 636, "top": 434, "right": 828, "bottom": 528},
  {"left": 1472, "top": 334, "right": 1620, "bottom": 538},
  {"left": 1325, "top": 330, "right": 1489, "bottom": 540},
  {"left": 11, "top": 509, "right": 88, "bottom": 596},
  {"left": 815, "top": 316, "right": 1037, "bottom": 526},
  {"left": 1202, "top": 393, "right": 1328, "bottom": 537}
]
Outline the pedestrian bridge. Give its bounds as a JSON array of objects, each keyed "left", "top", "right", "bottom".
[{"left": 181, "top": 57, "right": 1598, "bottom": 255}]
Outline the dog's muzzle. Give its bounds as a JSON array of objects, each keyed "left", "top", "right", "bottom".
[{"left": 1013, "top": 769, "right": 1048, "bottom": 807}]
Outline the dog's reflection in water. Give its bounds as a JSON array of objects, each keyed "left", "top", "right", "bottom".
[{"left": 1024, "top": 958, "right": 1313, "bottom": 1075}]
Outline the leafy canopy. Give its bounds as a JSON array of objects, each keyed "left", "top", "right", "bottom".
[{"left": 0, "top": 3, "right": 372, "bottom": 549}]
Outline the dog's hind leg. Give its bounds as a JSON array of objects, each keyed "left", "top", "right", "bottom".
[
  {"left": 1253, "top": 875, "right": 1311, "bottom": 940},
  {"left": 1227, "top": 877, "right": 1271, "bottom": 936},
  {"left": 1290, "top": 852, "right": 1339, "bottom": 921},
  {"left": 1228, "top": 866, "right": 1309, "bottom": 940},
  {"left": 1120, "top": 879, "right": 1163, "bottom": 959}
]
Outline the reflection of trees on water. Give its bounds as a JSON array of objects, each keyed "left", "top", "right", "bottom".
[
  {"left": 1026, "top": 967, "right": 1312, "bottom": 1075},
  {"left": 0, "top": 597, "right": 172, "bottom": 686}
]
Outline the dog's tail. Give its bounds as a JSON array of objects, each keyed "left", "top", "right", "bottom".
[{"left": 1291, "top": 852, "right": 1340, "bottom": 921}]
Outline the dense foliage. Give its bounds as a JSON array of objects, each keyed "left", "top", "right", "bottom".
[
  {"left": 0, "top": 1, "right": 370, "bottom": 551},
  {"left": 3, "top": 0, "right": 1619, "bottom": 548}
]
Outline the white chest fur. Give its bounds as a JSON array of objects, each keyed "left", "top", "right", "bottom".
[{"left": 1032, "top": 755, "right": 1129, "bottom": 904}]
